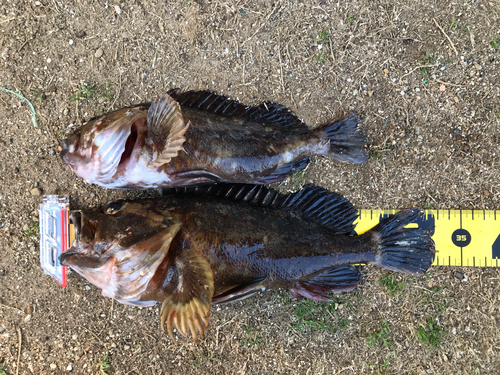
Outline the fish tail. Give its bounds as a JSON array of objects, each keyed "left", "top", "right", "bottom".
[
  {"left": 318, "top": 113, "right": 368, "bottom": 164},
  {"left": 370, "top": 208, "right": 436, "bottom": 275},
  {"left": 290, "top": 266, "right": 361, "bottom": 301}
]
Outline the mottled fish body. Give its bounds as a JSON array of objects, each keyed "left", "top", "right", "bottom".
[
  {"left": 60, "top": 184, "right": 435, "bottom": 341},
  {"left": 60, "top": 90, "right": 367, "bottom": 189}
]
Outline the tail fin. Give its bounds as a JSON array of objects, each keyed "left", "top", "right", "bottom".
[
  {"left": 319, "top": 113, "right": 368, "bottom": 164},
  {"left": 370, "top": 208, "right": 435, "bottom": 275}
]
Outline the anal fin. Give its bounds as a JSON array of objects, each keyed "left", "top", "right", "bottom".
[
  {"left": 257, "top": 157, "right": 310, "bottom": 184},
  {"left": 290, "top": 266, "right": 361, "bottom": 301}
]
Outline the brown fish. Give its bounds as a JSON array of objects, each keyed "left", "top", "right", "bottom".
[
  {"left": 59, "top": 184, "right": 435, "bottom": 342},
  {"left": 59, "top": 90, "right": 367, "bottom": 189}
]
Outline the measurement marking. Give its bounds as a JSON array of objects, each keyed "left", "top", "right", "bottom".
[
  {"left": 473, "top": 256, "right": 475, "bottom": 267},
  {"left": 460, "top": 209, "right": 463, "bottom": 266},
  {"left": 483, "top": 210, "right": 485, "bottom": 220},
  {"left": 485, "top": 257, "right": 487, "bottom": 267}
]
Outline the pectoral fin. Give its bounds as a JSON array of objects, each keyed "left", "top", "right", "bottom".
[
  {"left": 147, "top": 94, "right": 190, "bottom": 167},
  {"left": 159, "top": 248, "right": 214, "bottom": 342}
]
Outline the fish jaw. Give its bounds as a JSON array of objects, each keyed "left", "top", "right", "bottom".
[
  {"left": 60, "top": 125, "right": 132, "bottom": 185},
  {"left": 59, "top": 108, "right": 148, "bottom": 186},
  {"left": 60, "top": 207, "right": 182, "bottom": 305}
]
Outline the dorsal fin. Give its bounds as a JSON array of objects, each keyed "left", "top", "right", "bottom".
[
  {"left": 167, "top": 89, "right": 309, "bottom": 132},
  {"left": 146, "top": 94, "right": 190, "bottom": 167},
  {"left": 168, "top": 184, "right": 357, "bottom": 235}
]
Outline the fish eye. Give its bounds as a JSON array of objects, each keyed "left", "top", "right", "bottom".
[{"left": 105, "top": 201, "right": 125, "bottom": 215}]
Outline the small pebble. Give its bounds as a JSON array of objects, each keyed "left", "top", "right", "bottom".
[
  {"left": 439, "top": 84, "right": 446, "bottom": 92},
  {"left": 50, "top": 364, "right": 57, "bottom": 370},
  {"left": 0, "top": 326, "right": 5, "bottom": 333},
  {"left": 124, "top": 345, "right": 130, "bottom": 350},
  {"left": 66, "top": 365, "right": 73, "bottom": 371},
  {"left": 95, "top": 48, "right": 103, "bottom": 58},
  {"left": 35, "top": 0, "right": 41, "bottom": 5},
  {"left": 114, "top": 5, "right": 122, "bottom": 14},
  {"left": 454, "top": 271, "right": 464, "bottom": 280},
  {"left": 383, "top": 68, "right": 389, "bottom": 74},
  {"left": 24, "top": 314, "right": 32, "bottom": 323},
  {"left": 63, "top": 108, "right": 69, "bottom": 116},
  {"left": 30, "top": 188, "right": 41, "bottom": 196},
  {"left": 69, "top": 39, "right": 74, "bottom": 45},
  {"left": 72, "top": 334, "right": 78, "bottom": 340}
]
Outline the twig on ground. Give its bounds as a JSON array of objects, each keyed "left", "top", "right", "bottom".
[
  {"left": 108, "top": 64, "right": 122, "bottom": 111},
  {"left": 399, "top": 64, "right": 439, "bottom": 82},
  {"left": 0, "top": 302, "right": 24, "bottom": 314},
  {"left": 16, "top": 326, "right": 22, "bottom": 375},
  {"left": 435, "top": 79, "right": 464, "bottom": 87},
  {"left": 241, "top": 5, "right": 279, "bottom": 47},
  {"left": 433, "top": 18, "right": 458, "bottom": 56},
  {"left": 277, "top": 30, "right": 285, "bottom": 91}
]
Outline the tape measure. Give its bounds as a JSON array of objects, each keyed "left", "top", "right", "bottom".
[{"left": 354, "top": 209, "right": 500, "bottom": 267}]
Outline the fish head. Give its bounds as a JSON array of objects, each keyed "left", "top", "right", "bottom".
[
  {"left": 59, "top": 107, "right": 148, "bottom": 185},
  {"left": 59, "top": 199, "right": 181, "bottom": 305}
]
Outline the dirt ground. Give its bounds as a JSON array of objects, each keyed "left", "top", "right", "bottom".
[{"left": 1, "top": 0, "right": 499, "bottom": 374}]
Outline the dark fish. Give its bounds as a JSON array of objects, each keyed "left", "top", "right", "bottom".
[
  {"left": 60, "top": 184, "right": 435, "bottom": 341},
  {"left": 59, "top": 90, "right": 367, "bottom": 189}
]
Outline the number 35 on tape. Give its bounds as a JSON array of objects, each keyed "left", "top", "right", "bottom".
[{"left": 354, "top": 209, "right": 500, "bottom": 267}]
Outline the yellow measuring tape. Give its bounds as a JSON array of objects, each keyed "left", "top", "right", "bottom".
[{"left": 354, "top": 210, "right": 500, "bottom": 267}]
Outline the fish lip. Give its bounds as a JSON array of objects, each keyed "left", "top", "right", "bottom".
[
  {"left": 59, "top": 247, "right": 82, "bottom": 266},
  {"left": 59, "top": 138, "right": 71, "bottom": 162}
]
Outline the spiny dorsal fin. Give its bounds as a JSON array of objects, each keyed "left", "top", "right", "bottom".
[
  {"left": 167, "top": 89, "right": 309, "bottom": 132},
  {"left": 159, "top": 247, "right": 214, "bottom": 343},
  {"left": 146, "top": 94, "right": 190, "bottom": 168},
  {"left": 169, "top": 184, "right": 358, "bottom": 235}
]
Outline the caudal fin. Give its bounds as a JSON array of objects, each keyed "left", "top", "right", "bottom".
[
  {"left": 370, "top": 208, "right": 435, "bottom": 275},
  {"left": 319, "top": 113, "right": 368, "bottom": 164}
]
